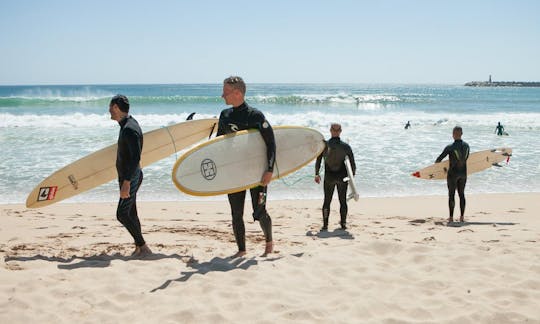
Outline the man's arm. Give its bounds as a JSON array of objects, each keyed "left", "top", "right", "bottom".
[
  {"left": 253, "top": 112, "right": 276, "bottom": 185},
  {"left": 315, "top": 146, "right": 325, "bottom": 176},
  {"left": 124, "top": 129, "right": 142, "bottom": 181},
  {"left": 314, "top": 145, "right": 326, "bottom": 184},
  {"left": 435, "top": 146, "right": 449, "bottom": 163},
  {"left": 254, "top": 114, "right": 276, "bottom": 173}
]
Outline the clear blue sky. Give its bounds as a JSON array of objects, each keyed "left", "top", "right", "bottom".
[{"left": 1, "top": 0, "right": 539, "bottom": 85}]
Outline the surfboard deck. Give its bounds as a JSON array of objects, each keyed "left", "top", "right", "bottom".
[
  {"left": 344, "top": 155, "right": 359, "bottom": 201},
  {"left": 412, "top": 147, "right": 512, "bottom": 180},
  {"left": 26, "top": 118, "right": 217, "bottom": 208},
  {"left": 172, "top": 126, "right": 325, "bottom": 196}
]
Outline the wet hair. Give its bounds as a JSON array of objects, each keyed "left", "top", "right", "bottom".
[
  {"left": 110, "top": 94, "right": 130, "bottom": 113},
  {"left": 330, "top": 123, "right": 342, "bottom": 131},
  {"left": 223, "top": 76, "right": 246, "bottom": 95},
  {"left": 453, "top": 126, "right": 463, "bottom": 133}
]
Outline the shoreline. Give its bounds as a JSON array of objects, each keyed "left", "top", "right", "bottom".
[{"left": 2, "top": 192, "right": 539, "bottom": 323}]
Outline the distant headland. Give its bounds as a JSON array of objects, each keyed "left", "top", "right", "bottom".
[{"left": 465, "top": 75, "right": 540, "bottom": 87}]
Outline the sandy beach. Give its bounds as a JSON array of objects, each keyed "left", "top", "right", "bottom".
[{"left": 1, "top": 193, "right": 539, "bottom": 323}]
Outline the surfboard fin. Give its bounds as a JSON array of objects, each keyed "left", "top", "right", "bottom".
[{"left": 186, "top": 112, "right": 196, "bottom": 120}]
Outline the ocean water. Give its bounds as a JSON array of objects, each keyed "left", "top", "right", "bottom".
[{"left": 1, "top": 84, "right": 539, "bottom": 204}]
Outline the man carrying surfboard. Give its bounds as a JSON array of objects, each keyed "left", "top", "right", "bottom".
[
  {"left": 315, "top": 123, "right": 356, "bottom": 231},
  {"left": 435, "top": 126, "right": 470, "bottom": 223},
  {"left": 109, "top": 95, "right": 152, "bottom": 257},
  {"left": 218, "top": 76, "right": 276, "bottom": 257}
]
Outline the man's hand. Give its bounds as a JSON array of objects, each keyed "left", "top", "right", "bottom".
[
  {"left": 261, "top": 171, "right": 273, "bottom": 186},
  {"left": 120, "top": 180, "right": 131, "bottom": 199},
  {"left": 315, "top": 175, "right": 321, "bottom": 184}
]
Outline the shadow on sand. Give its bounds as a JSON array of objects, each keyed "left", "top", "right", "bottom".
[
  {"left": 4, "top": 252, "right": 189, "bottom": 270},
  {"left": 150, "top": 254, "right": 291, "bottom": 292},
  {"left": 443, "top": 221, "right": 518, "bottom": 227},
  {"left": 305, "top": 229, "right": 354, "bottom": 240}
]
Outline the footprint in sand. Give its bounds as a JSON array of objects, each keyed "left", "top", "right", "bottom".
[
  {"left": 5, "top": 262, "right": 24, "bottom": 271},
  {"left": 458, "top": 229, "right": 474, "bottom": 233},
  {"left": 409, "top": 219, "right": 426, "bottom": 225},
  {"left": 482, "top": 240, "right": 500, "bottom": 243}
]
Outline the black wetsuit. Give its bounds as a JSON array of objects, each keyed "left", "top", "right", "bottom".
[
  {"left": 217, "top": 102, "right": 276, "bottom": 252},
  {"left": 315, "top": 137, "right": 356, "bottom": 229},
  {"left": 436, "top": 139, "right": 470, "bottom": 219},
  {"left": 116, "top": 115, "right": 146, "bottom": 247}
]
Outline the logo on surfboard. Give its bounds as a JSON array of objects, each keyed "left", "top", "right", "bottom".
[
  {"left": 37, "top": 186, "right": 58, "bottom": 201},
  {"left": 200, "top": 159, "right": 217, "bottom": 180}
]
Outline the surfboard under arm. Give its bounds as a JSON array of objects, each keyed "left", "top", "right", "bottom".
[{"left": 344, "top": 156, "right": 359, "bottom": 201}]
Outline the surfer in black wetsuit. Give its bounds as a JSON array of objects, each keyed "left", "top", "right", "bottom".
[
  {"left": 494, "top": 122, "right": 505, "bottom": 136},
  {"left": 315, "top": 123, "right": 356, "bottom": 231},
  {"left": 217, "top": 76, "right": 276, "bottom": 257},
  {"left": 435, "top": 126, "right": 470, "bottom": 223},
  {"left": 109, "top": 95, "right": 151, "bottom": 257},
  {"left": 404, "top": 121, "right": 411, "bottom": 129}
]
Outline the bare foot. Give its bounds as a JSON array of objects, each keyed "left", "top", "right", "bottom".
[
  {"left": 261, "top": 241, "right": 273, "bottom": 257},
  {"left": 460, "top": 217, "right": 465, "bottom": 222},
  {"left": 131, "top": 244, "right": 152, "bottom": 259},
  {"left": 231, "top": 251, "right": 247, "bottom": 258},
  {"left": 130, "top": 246, "right": 141, "bottom": 257},
  {"left": 448, "top": 217, "right": 454, "bottom": 223},
  {"left": 138, "top": 244, "right": 153, "bottom": 258}
]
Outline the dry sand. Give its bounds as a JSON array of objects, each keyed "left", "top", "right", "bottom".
[{"left": 1, "top": 193, "right": 539, "bottom": 323}]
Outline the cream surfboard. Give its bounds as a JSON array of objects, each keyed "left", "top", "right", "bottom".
[
  {"left": 344, "top": 155, "right": 359, "bottom": 201},
  {"left": 26, "top": 118, "right": 218, "bottom": 208},
  {"left": 172, "top": 126, "right": 325, "bottom": 196},
  {"left": 412, "top": 147, "right": 512, "bottom": 180}
]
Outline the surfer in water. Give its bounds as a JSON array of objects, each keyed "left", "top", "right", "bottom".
[
  {"left": 435, "top": 126, "right": 470, "bottom": 223},
  {"left": 494, "top": 122, "right": 505, "bottom": 136},
  {"left": 109, "top": 95, "right": 152, "bottom": 257},
  {"left": 218, "top": 76, "right": 276, "bottom": 257},
  {"left": 315, "top": 123, "right": 356, "bottom": 231},
  {"left": 404, "top": 121, "right": 411, "bottom": 129}
]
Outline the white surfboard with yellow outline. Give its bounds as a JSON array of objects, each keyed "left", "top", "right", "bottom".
[{"left": 172, "top": 126, "right": 325, "bottom": 196}]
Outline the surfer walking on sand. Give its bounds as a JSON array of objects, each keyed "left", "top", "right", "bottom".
[
  {"left": 435, "top": 126, "right": 470, "bottom": 223},
  {"left": 109, "top": 95, "right": 152, "bottom": 257},
  {"left": 217, "top": 76, "right": 276, "bottom": 258},
  {"left": 315, "top": 123, "right": 356, "bottom": 231}
]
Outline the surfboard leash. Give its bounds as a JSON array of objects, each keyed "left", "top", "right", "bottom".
[{"left": 274, "top": 160, "right": 325, "bottom": 187}]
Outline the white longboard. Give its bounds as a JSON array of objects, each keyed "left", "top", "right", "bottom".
[
  {"left": 172, "top": 126, "right": 325, "bottom": 196},
  {"left": 344, "top": 155, "right": 359, "bottom": 201},
  {"left": 412, "top": 147, "right": 512, "bottom": 180},
  {"left": 26, "top": 118, "right": 217, "bottom": 208}
]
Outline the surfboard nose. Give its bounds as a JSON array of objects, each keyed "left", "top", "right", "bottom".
[{"left": 412, "top": 171, "right": 421, "bottom": 178}]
